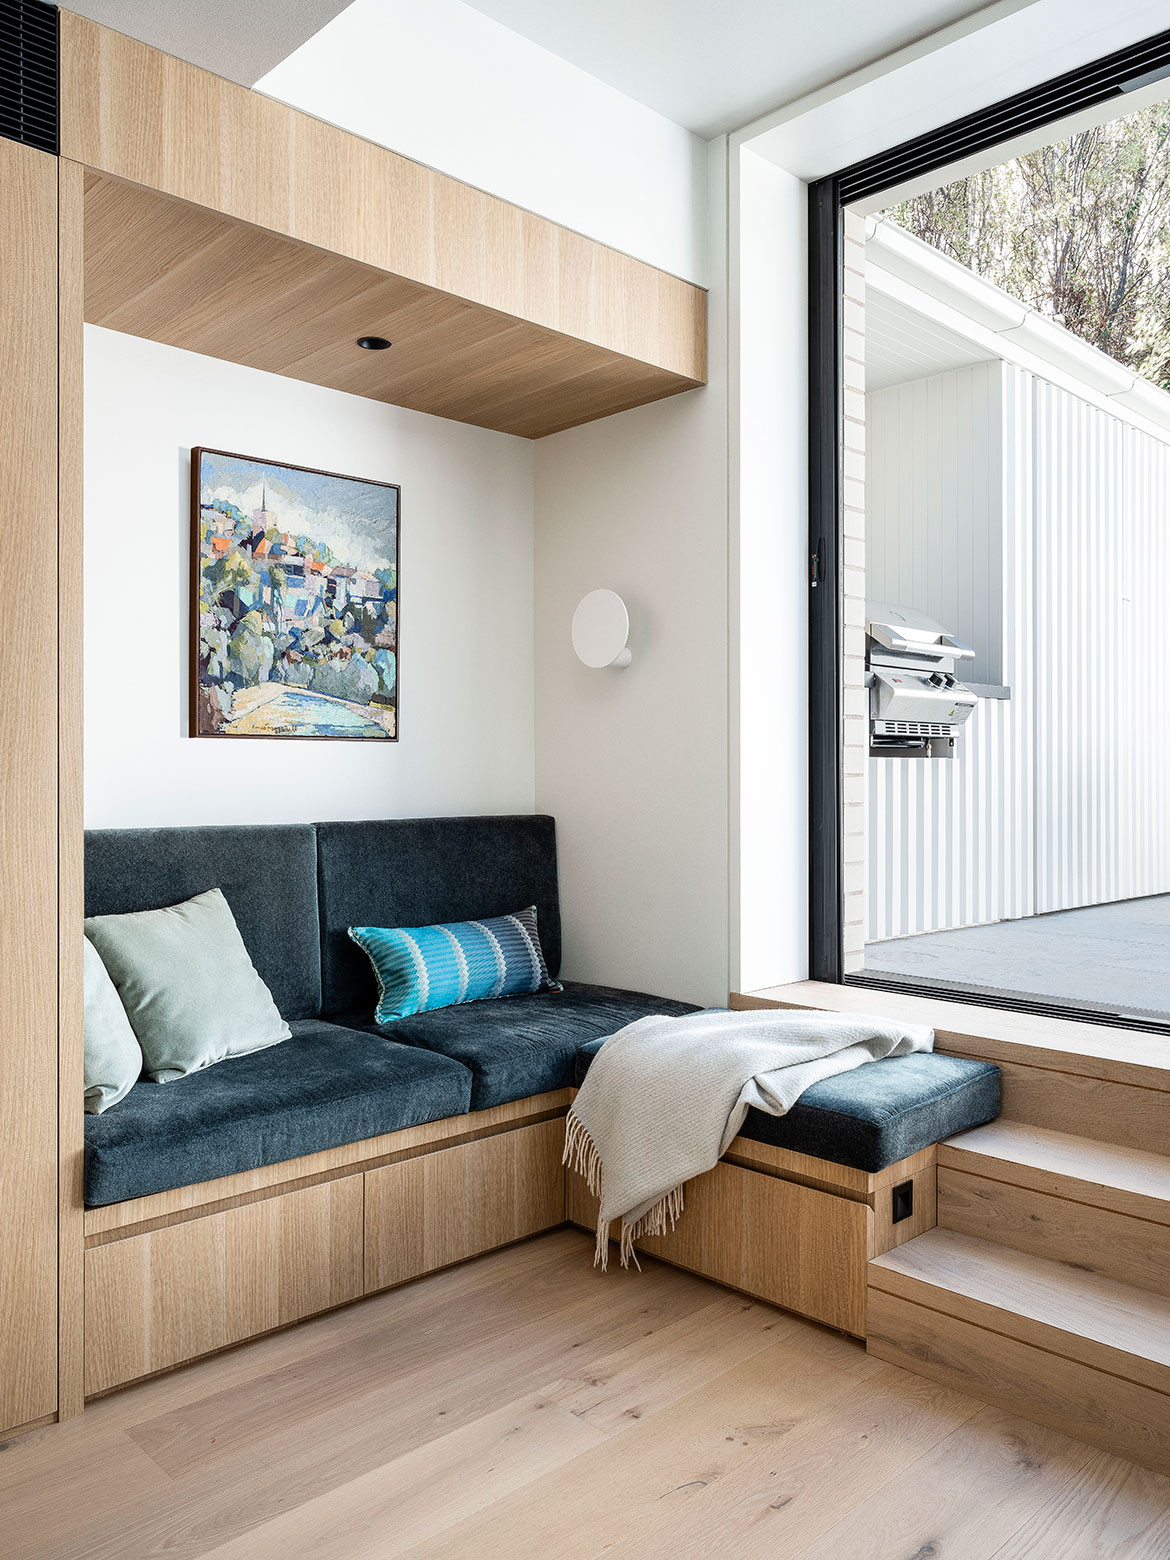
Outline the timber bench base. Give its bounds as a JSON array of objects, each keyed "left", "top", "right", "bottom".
[
  {"left": 566, "top": 1135, "right": 936, "bottom": 1337},
  {"left": 82, "top": 1092, "right": 938, "bottom": 1398}
]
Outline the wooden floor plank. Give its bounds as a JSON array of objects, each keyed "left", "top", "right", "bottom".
[
  {"left": 196, "top": 1394, "right": 605, "bottom": 1560},
  {"left": 11, "top": 1242, "right": 715, "bottom": 1560},
  {"left": 541, "top": 1293, "right": 796, "bottom": 1432},
  {"left": 396, "top": 1332, "right": 870, "bottom": 1558},
  {"left": 988, "top": 1452, "right": 1170, "bottom": 1560},
  {"left": 598, "top": 1365, "right": 984, "bottom": 1560},
  {"left": 4, "top": 1227, "right": 1169, "bottom": 1560},
  {"left": 787, "top": 1407, "right": 1107, "bottom": 1560},
  {"left": 124, "top": 1228, "right": 694, "bottom": 1475},
  {"left": 0, "top": 1429, "right": 173, "bottom": 1553}
]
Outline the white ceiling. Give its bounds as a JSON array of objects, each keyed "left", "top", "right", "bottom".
[
  {"left": 459, "top": 0, "right": 1009, "bottom": 136},
  {"left": 63, "top": 0, "right": 353, "bottom": 86},
  {"left": 70, "top": 0, "right": 1017, "bottom": 134}
]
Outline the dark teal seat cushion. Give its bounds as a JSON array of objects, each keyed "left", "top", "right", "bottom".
[
  {"left": 349, "top": 982, "right": 700, "bottom": 1110},
  {"left": 83, "top": 1020, "right": 473, "bottom": 1207},
  {"left": 574, "top": 1041, "right": 999, "bottom": 1171}
]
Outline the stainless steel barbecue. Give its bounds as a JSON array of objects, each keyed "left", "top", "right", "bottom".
[{"left": 866, "top": 602, "right": 977, "bottom": 757}]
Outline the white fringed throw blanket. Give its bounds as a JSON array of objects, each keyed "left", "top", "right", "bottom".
[{"left": 564, "top": 1008, "right": 934, "bottom": 1268}]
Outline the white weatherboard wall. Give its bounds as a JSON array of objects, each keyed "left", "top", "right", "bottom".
[
  {"left": 867, "top": 361, "right": 1170, "bottom": 942},
  {"left": 256, "top": 0, "right": 708, "bottom": 285},
  {"left": 866, "top": 362, "right": 1004, "bottom": 686},
  {"left": 84, "top": 325, "right": 535, "bottom": 829}
]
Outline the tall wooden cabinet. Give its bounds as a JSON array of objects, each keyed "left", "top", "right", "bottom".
[{"left": 0, "top": 135, "right": 73, "bottom": 1433}]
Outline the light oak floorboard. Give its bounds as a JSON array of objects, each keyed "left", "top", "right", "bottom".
[
  {"left": 788, "top": 1407, "right": 1111, "bottom": 1560},
  {"left": 989, "top": 1454, "right": 1170, "bottom": 1559},
  {"left": 123, "top": 1228, "right": 705, "bottom": 1477},
  {"left": 398, "top": 1331, "right": 868, "bottom": 1559},
  {"left": 198, "top": 1394, "right": 604, "bottom": 1560},
  {"left": 6, "top": 1230, "right": 1170, "bottom": 1560},
  {"left": 599, "top": 1366, "right": 985, "bottom": 1560},
  {"left": 10, "top": 1240, "right": 716, "bottom": 1559},
  {"left": 198, "top": 1297, "right": 802, "bottom": 1560}
]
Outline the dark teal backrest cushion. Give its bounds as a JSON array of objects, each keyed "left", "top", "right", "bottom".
[
  {"left": 317, "top": 816, "right": 561, "bottom": 1016},
  {"left": 84, "top": 824, "right": 322, "bottom": 1021}
]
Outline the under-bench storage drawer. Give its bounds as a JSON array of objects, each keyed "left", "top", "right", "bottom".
[
  {"left": 567, "top": 1159, "right": 870, "bottom": 1335},
  {"left": 84, "top": 1177, "right": 363, "bottom": 1396},
  {"left": 364, "top": 1117, "right": 565, "bottom": 1292}
]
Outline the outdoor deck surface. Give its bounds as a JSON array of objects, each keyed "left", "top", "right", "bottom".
[{"left": 864, "top": 893, "right": 1170, "bottom": 1020}]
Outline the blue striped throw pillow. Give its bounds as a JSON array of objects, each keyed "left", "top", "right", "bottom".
[{"left": 348, "top": 906, "right": 562, "bottom": 1023}]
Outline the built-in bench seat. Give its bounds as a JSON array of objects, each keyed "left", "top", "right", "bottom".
[
  {"left": 85, "top": 985, "right": 699, "bottom": 1207},
  {"left": 78, "top": 812, "right": 1001, "bottom": 1400},
  {"left": 574, "top": 1040, "right": 1000, "bottom": 1171}
]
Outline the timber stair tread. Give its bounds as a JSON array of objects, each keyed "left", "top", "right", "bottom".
[
  {"left": 940, "top": 1120, "right": 1170, "bottom": 1226},
  {"left": 869, "top": 1228, "right": 1170, "bottom": 1394}
]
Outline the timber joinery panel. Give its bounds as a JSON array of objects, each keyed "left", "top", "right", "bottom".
[
  {"left": 84, "top": 1178, "right": 365, "bottom": 1396},
  {"left": 0, "top": 135, "right": 63, "bottom": 1435},
  {"left": 58, "top": 154, "right": 87, "bottom": 1425},
  {"left": 58, "top": 12, "right": 707, "bottom": 438},
  {"left": 566, "top": 1158, "right": 872, "bottom": 1336},
  {"left": 83, "top": 1121, "right": 565, "bottom": 1397},
  {"left": 364, "top": 1119, "right": 566, "bottom": 1292}
]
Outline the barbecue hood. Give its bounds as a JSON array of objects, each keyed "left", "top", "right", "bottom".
[{"left": 866, "top": 602, "right": 978, "bottom": 757}]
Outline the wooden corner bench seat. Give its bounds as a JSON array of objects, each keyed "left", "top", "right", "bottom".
[{"left": 79, "top": 816, "right": 1000, "bottom": 1403}]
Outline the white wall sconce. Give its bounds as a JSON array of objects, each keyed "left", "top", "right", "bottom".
[{"left": 571, "top": 588, "right": 632, "bottom": 669}]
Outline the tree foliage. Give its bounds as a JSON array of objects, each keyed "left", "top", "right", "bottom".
[{"left": 886, "top": 102, "right": 1170, "bottom": 388}]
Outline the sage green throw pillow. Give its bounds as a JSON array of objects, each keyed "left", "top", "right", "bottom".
[
  {"left": 84, "top": 887, "right": 291, "bottom": 1082},
  {"left": 83, "top": 937, "right": 144, "bottom": 1113}
]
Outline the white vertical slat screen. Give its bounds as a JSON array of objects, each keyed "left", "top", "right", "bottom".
[{"left": 867, "top": 361, "right": 1170, "bottom": 943}]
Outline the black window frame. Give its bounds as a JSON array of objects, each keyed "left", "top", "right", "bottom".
[{"left": 808, "top": 23, "right": 1170, "bottom": 1033}]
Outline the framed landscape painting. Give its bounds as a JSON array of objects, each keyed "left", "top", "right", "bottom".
[{"left": 192, "top": 449, "right": 399, "bottom": 740}]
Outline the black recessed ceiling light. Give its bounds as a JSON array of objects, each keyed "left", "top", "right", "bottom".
[{"left": 356, "top": 335, "right": 392, "bottom": 351}]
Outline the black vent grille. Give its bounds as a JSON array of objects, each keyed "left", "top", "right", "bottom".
[
  {"left": 838, "top": 25, "right": 1170, "bottom": 206},
  {"left": 0, "top": 0, "right": 58, "bottom": 156}
]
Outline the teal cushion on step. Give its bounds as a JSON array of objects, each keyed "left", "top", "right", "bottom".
[{"left": 574, "top": 1041, "right": 999, "bottom": 1172}]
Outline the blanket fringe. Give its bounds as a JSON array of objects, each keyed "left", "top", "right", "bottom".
[{"left": 563, "top": 1108, "right": 685, "bottom": 1272}]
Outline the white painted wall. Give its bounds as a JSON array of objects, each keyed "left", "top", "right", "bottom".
[
  {"left": 730, "top": 148, "right": 810, "bottom": 994},
  {"left": 256, "top": 0, "right": 709, "bottom": 285},
  {"left": 532, "top": 139, "right": 728, "bottom": 1007},
  {"left": 84, "top": 325, "right": 536, "bottom": 829}
]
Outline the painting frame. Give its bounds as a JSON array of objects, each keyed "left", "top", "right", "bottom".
[{"left": 190, "top": 447, "right": 400, "bottom": 742}]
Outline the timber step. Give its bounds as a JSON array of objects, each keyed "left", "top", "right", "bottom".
[
  {"left": 868, "top": 1228, "right": 1170, "bottom": 1473},
  {"left": 940, "top": 1120, "right": 1170, "bottom": 1224},
  {"left": 938, "top": 1121, "right": 1170, "bottom": 1294}
]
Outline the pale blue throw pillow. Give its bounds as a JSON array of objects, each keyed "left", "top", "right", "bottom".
[
  {"left": 85, "top": 887, "right": 291, "bottom": 1081},
  {"left": 83, "top": 937, "right": 144, "bottom": 1113},
  {"left": 349, "top": 906, "right": 562, "bottom": 1023}
]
